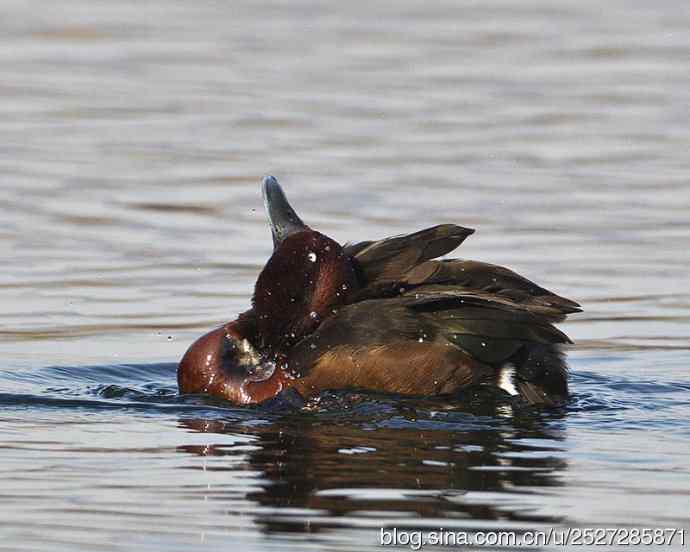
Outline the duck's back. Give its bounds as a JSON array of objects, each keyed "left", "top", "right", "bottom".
[
  {"left": 346, "top": 224, "right": 580, "bottom": 319},
  {"left": 288, "top": 225, "right": 580, "bottom": 406}
]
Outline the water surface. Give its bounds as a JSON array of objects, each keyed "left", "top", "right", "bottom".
[{"left": 1, "top": 1, "right": 689, "bottom": 550}]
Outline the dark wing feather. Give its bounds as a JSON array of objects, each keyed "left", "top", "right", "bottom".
[
  {"left": 345, "top": 224, "right": 474, "bottom": 285},
  {"left": 346, "top": 225, "right": 579, "bottom": 322},
  {"left": 402, "top": 260, "right": 581, "bottom": 320},
  {"left": 405, "top": 293, "right": 571, "bottom": 366}
]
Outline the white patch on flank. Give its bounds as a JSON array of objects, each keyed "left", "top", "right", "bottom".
[{"left": 498, "top": 363, "right": 519, "bottom": 396}]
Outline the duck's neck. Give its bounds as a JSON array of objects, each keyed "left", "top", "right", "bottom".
[{"left": 252, "top": 230, "right": 357, "bottom": 356}]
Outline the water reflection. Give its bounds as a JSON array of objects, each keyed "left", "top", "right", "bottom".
[{"left": 178, "top": 398, "right": 568, "bottom": 534}]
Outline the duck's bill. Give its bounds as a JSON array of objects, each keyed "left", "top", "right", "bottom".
[{"left": 262, "top": 176, "right": 309, "bottom": 248}]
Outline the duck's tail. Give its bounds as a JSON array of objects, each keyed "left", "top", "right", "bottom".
[{"left": 496, "top": 344, "right": 568, "bottom": 407}]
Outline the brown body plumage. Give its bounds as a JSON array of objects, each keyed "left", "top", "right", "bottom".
[{"left": 178, "top": 177, "right": 580, "bottom": 407}]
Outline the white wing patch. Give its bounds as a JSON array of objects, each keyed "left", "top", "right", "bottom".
[{"left": 498, "top": 363, "right": 519, "bottom": 396}]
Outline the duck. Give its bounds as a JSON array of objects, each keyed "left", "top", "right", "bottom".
[{"left": 178, "top": 176, "right": 581, "bottom": 407}]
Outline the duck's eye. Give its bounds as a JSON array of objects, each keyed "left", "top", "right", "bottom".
[{"left": 225, "top": 338, "right": 261, "bottom": 367}]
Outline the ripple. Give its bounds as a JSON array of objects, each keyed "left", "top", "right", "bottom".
[{"left": 1, "top": 0, "right": 690, "bottom": 548}]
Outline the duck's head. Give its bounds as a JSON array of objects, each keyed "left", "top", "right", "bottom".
[
  {"left": 178, "top": 176, "right": 357, "bottom": 404},
  {"left": 253, "top": 176, "right": 357, "bottom": 354},
  {"left": 178, "top": 315, "right": 286, "bottom": 405}
]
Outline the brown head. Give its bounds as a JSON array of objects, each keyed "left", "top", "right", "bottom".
[
  {"left": 177, "top": 313, "right": 291, "bottom": 404},
  {"left": 178, "top": 176, "right": 358, "bottom": 404}
]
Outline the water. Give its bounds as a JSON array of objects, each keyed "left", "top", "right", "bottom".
[{"left": 1, "top": 0, "right": 689, "bottom": 550}]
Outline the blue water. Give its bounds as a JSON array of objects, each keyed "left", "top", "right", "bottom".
[
  {"left": 1, "top": 0, "right": 690, "bottom": 550},
  {"left": 1, "top": 351, "right": 689, "bottom": 550}
]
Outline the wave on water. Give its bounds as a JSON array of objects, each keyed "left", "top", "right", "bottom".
[{"left": 1, "top": 360, "right": 689, "bottom": 434}]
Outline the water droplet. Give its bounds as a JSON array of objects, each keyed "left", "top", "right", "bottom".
[
  {"left": 324, "top": 245, "right": 331, "bottom": 251},
  {"left": 309, "top": 311, "right": 319, "bottom": 321},
  {"left": 309, "top": 343, "right": 317, "bottom": 350},
  {"left": 481, "top": 341, "right": 487, "bottom": 347},
  {"left": 167, "top": 336, "right": 173, "bottom": 341},
  {"left": 341, "top": 283, "right": 348, "bottom": 291},
  {"left": 308, "top": 252, "right": 317, "bottom": 262},
  {"left": 418, "top": 337, "right": 424, "bottom": 342}
]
